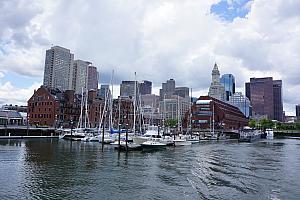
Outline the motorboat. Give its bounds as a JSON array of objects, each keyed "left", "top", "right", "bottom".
[
  {"left": 59, "top": 128, "right": 86, "bottom": 141},
  {"left": 173, "top": 138, "right": 192, "bottom": 146},
  {"left": 266, "top": 129, "right": 274, "bottom": 139},
  {"left": 141, "top": 138, "right": 167, "bottom": 149},
  {"left": 239, "top": 127, "right": 263, "bottom": 142}
]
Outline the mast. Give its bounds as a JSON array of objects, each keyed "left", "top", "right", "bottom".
[
  {"left": 177, "top": 95, "right": 180, "bottom": 133},
  {"left": 133, "top": 72, "right": 136, "bottom": 134},
  {"left": 77, "top": 87, "right": 84, "bottom": 129},
  {"left": 190, "top": 88, "right": 192, "bottom": 134},
  {"left": 110, "top": 70, "right": 114, "bottom": 131}
]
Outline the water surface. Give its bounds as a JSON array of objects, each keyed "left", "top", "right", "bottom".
[{"left": 0, "top": 138, "right": 299, "bottom": 199}]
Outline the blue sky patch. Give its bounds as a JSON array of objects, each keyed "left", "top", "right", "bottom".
[
  {"left": 1, "top": 71, "right": 41, "bottom": 88},
  {"left": 211, "top": 0, "right": 252, "bottom": 22}
]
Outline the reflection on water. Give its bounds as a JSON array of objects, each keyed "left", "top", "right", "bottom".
[{"left": 0, "top": 139, "right": 300, "bottom": 199}]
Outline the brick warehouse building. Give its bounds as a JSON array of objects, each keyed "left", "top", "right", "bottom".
[
  {"left": 184, "top": 96, "right": 248, "bottom": 131},
  {"left": 28, "top": 86, "right": 136, "bottom": 129},
  {"left": 28, "top": 86, "right": 104, "bottom": 128}
]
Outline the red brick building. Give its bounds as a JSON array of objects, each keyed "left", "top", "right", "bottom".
[{"left": 184, "top": 96, "right": 248, "bottom": 131}]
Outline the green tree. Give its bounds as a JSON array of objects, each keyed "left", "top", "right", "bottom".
[
  {"left": 165, "top": 119, "right": 178, "bottom": 127},
  {"left": 259, "top": 118, "right": 274, "bottom": 131},
  {"left": 249, "top": 119, "right": 256, "bottom": 129}
]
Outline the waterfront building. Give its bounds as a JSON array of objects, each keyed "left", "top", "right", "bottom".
[
  {"left": 191, "top": 96, "right": 248, "bottom": 130},
  {"left": 1, "top": 104, "right": 27, "bottom": 112},
  {"left": 296, "top": 105, "right": 300, "bottom": 121},
  {"left": 140, "top": 80, "right": 152, "bottom": 95},
  {"left": 229, "top": 92, "right": 251, "bottom": 118},
  {"left": 208, "top": 63, "right": 226, "bottom": 101},
  {"left": 43, "top": 46, "right": 74, "bottom": 91},
  {"left": 73, "top": 60, "right": 99, "bottom": 94},
  {"left": 28, "top": 86, "right": 104, "bottom": 128},
  {"left": 246, "top": 77, "right": 283, "bottom": 121},
  {"left": 0, "top": 110, "right": 23, "bottom": 126},
  {"left": 220, "top": 74, "right": 235, "bottom": 101}
]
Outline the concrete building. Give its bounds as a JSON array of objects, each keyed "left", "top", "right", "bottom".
[
  {"left": 160, "top": 79, "right": 176, "bottom": 100},
  {"left": 208, "top": 63, "right": 226, "bottom": 101},
  {"left": 43, "top": 46, "right": 74, "bottom": 91},
  {"left": 98, "top": 85, "right": 111, "bottom": 101},
  {"left": 73, "top": 60, "right": 99, "bottom": 94},
  {"left": 246, "top": 77, "right": 283, "bottom": 121},
  {"left": 120, "top": 81, "right": 139, "bottom": 98},
  {"left": 174, "top": 87, "right": 189, "bottom": 99},
  {"left": 296, "top": 105, "right": 300, "bottom": 120},
  {"left": 220, "top": 74, "right": 235, "bottom": 101},
  {"left": 229, "top": 92, "right": 251, "bottom": 118},
  {"left": 273, "top": 80, "right": 283, "bottom": 122},
  {"left": 140, "top": 80, "right": 152, "bottom": 95}
]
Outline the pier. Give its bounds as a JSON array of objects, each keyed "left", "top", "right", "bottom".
[{"left": 0, "top": 125, "right": 58, "bottom": 139}]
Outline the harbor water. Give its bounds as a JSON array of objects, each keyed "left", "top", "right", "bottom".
[{"left": 0, "top": 138, "right": 300, "bottom": 199}]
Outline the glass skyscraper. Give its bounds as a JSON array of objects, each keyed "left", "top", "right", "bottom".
[{"left": 220, "top": 74, "right": 235, "bottom": 101}]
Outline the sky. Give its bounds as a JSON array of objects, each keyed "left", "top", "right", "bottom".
[{"left": 0, "top": 0, "right": 300, "bottom": 115}]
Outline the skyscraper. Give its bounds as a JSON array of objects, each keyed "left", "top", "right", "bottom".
[
  {"left": 98, "top": 85, "right": 111, "bottom": 101},
  {"left": 73, "top": 60, "right": 99, "bottom": 94},
  {"left": 229, "top": 92, "right": 251, "bottom": 118},
  {"left": 273, "top": 80, "right": 283, "bottom": 121},
  {"left": 120, "top": 81, "right": 139, "bottom": 98},
  {"left": 140, "top": 80, "right": 152, "bottom": 95},
  {"left": 159, "top": 79, "right": 175, "bottom": 100},
  {"left": 220, "top": 74, "right": 235, "bottom": 101},
  {"left": 174, "top": 87, "right": 189, "bottom": 99},
  {"left": 296, "top": 105, "right": 300, "bottom": 120},
  {"left": 246, "top": 77, "right": 283, "bottom": 121},
  {"left": 208, "top": 63, "right": 225, "bottom": 101},
  {"left": 43, "top": 46, "right": 74, "bottom": 91}
]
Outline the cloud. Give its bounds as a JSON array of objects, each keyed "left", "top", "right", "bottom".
[{"left": 0, "top": 0, "right": 300, "bottom": 115}]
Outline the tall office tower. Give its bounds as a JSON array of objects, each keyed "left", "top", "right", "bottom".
[
  {"left": 296, "top": 105, "right": 300, "bottom": 120},
  {"left": 43, "top": 46, "right": 74, "bottom": 91},
  {"left": 140, "top": 80, "right": 152, "bottom": 95},
  {"left": 208, "top": 63, "right": 226, "bottom": 101},
  {"left": 273, "top": 80, "right": 283, "bottom": 121},
  {"left": 159, "top": 79, "right": 175, "bottom": 100},
  {"left": 120, "top": 81, "right": 139, "bottom": 98},
  {"left": 229, "top": 92, "right": 251, "bottom": 118},
  {"left": 87, "top": 66, "right": 99, "bottom": 91},
  {"left": 220, "top": 74, "right": 235, "bottom": 101},
  {"left": 98, "top": 85, "right": 111, "bottom": 100},
  {"left": 246, "top": 77, "right": 274, "bottom": 120},
  {"left": 174, "top": 87, "right": 189, "bottom": 99}
]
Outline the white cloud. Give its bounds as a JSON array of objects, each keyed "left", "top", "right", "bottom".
[{"left": 0, "top": 0, "right": 299, "bottom": 115}]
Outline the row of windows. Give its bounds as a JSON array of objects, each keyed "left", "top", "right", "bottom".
[
  {"left": 31, "top": 114, "right": 52, "bottom": 119},
  {"left": 29, "top": 102, "right": 53, "bottom": 106}
]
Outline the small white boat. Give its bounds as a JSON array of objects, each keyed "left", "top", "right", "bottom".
[
  {"left": 141, "top": 138, "right": 166, "bottom": 149},
  {"left": 59, "top": 128, "right": 86, "bottom": 141},
  {"left": 266, "top": 129, "right": 274, "bottom": 139},
  {"left": 173, "top": 138, "right": 192, "bottom": 146}
]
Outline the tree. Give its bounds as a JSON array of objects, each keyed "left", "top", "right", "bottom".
[
  {"left": 249, "top": 119, "right": 256, "bottom": 129},
  {"left": 165, "top": 119, "right": 178, "bottom": 128},
  {"left": 259, "top": 118, "right": 274, "bottom": 131}
]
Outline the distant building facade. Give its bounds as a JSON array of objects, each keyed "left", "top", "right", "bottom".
[
  {"left": 160, "top": 79, "right": 176, "bottom": 100},
  {"left": 229, "top": 92, "right": 251, "bottom": 118},
  {"left": 98, "top": 85, "right": 111, "bottom": 101},
  {"left": 246, "top": 77, "right": 283, "bottom": 121},
  {"left": 220, "top": 74, "right": 235, "bottom": 101},
  {"left": 140, "top": 80, "right": 152, "bottom": 95},
  {"left": 120, "top": 81, "right": 139, "bottom": 98},
  {"left": 296, "top": 105, "right": 300, "bottom": 120},
  {"left": 73, "top": 60, "right": 99, "bottom": 94},
  {"left": 43, "top": 46, "right": 74, "bottom": 91},
  {"left": 174, "top": 87, "right": 189, "bottom": 99},
  {"left": 208, "top": 63, "right": 226, "bottom": 101}
]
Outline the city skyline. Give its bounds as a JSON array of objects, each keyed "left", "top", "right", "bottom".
[{"left": 0, "top": 0, "right": 299, "bottom": 115}]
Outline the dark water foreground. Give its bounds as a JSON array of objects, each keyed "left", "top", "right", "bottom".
[{"left": 0, "top": 138, "right": 299, "bottom": 200}]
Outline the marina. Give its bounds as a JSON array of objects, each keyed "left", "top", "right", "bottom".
[{"left": 1, "top": 137, "right": 300, "bottom": 199}]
